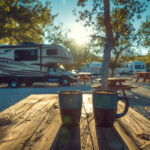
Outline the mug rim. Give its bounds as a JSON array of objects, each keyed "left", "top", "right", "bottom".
[
  {"left": 58, "top": 90, "right": 82, "bottom": 95},
  {"left": 93, "top": 90, "right": 117, "bottom": 95}
]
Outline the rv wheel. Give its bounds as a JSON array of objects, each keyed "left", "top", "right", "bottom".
[
  {"left": 9, "top": 79, "right": 19, "bottom": 88},
  {"left": 59, "top": 77, "right": 70, "bottom": 86}
]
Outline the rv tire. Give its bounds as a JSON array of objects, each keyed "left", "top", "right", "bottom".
[
  {"left": 9, "top": 79, "right": 19, "bottom": 88},
  {"left": 59, "top": 76, "right": 70, "bottom": 86}
]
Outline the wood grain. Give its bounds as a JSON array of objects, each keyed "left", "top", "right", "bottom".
[
  {"left": 0, "top": 95, "right": 58, "bottom": 150},
  {"left": 0, "top": 94, "right": 150, "bottom": 150}
]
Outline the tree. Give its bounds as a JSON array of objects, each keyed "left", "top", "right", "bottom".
[
  {"left": 138, "top": 17, "right": 150, "bottom": 48},
  {"left": 0, "top": 0, "right": 56, "bottom": 44},
  {"left": 76, "top": 0, "right": 148, "bottom": 89}
]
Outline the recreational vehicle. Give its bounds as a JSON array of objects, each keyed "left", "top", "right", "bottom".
[
  {"left": 118, "top": 61, "right": 146, "bottom": 74},
  {"left": 0, "top": 42, "right": 77, "bottom": 87},
  {"left": 81, "top": 62, "right": 102, "bottom": 75}
]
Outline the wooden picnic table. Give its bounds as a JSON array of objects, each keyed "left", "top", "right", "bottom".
[
  {"left": 135, "top": 72, "right": 150, "bottom": 82},
  {"left": 78, "top": 72, "right": 94, "bottom": 85},
  {"left": 93, "top": 77, "right": 136, "bottom": 96},
  {"left": 0, "top": 94, "right": 150, "bottom": 150}
]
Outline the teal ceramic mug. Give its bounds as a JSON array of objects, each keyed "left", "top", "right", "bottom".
[
  {"left": 58, "top": 90, "right": 82, "bottom": 126},
  {"left": 93, "top": 90, "right": 129, "bottom": 127}
]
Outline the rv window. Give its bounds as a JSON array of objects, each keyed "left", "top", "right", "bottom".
[
  {"left": 47, "top": 49, "right": 58, "bottom": 55},
  {"left": 15, "top": 49, "right": 38, "bottom": 61},
  {"left": 135, "top": 65, "right": 144, "bottom": 69}
]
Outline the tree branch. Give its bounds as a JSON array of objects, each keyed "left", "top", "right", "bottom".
[{"left": 91, "top": 35, "right": 106, "bottom": 41}]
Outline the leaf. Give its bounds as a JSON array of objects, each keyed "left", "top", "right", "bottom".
[{"left": 5, "top": 6, "right": 10, "bottom": 12}]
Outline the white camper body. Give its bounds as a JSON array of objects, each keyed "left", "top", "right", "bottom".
[
  {"left": 81, "top": 62, "right": 102, "bottom": 75},
  {"left": 0, "top": 42, "right": 77, "bottom": 87},
  {"left": 118, "top": 61, "right": 146, "bottom": 74}
]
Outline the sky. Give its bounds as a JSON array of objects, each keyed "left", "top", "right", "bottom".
[
  {"left": 43, "top": 0, "right": 150, "bottom": 46},
  {"left": 51, "top": 0, "right": 77, "bottom": 28},
  {"left": 50, "top": 0, "right": 92, "bottom": 45}
]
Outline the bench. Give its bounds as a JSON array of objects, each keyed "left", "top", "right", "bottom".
[
  {"left": 91, "top": 84, "right": 137, "bottom": 96},
  {"left": 135, "top": 72, "right": 150, "bottom": 82},
  {"left": 78, "top": 75, "right": 94, "bottom": 85}
]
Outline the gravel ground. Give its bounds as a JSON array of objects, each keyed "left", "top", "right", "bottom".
[
  {"left": 0, "top": 83, "right": 92, "bottom": 112},
  {"left": 126, "top": 80, "right": 150, "bottom": 120},
  {"left": 0, "top": 80, "right": 150, "bottom": 120}
]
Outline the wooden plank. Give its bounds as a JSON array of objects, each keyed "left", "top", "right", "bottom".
[
  {"left": 23, "top": 101, "right": 61, "bottom": 150},
  {"left": 83, "top": 94, "right": 99, "bottom": 150},
  {"left": 81, "top": 95, "right": 94, "bottom": 150},
  {"left": 0, "top": 94, "right": 57, "bottom": 122},
  {"left": 114, "top": 122, "right": 140, "bottom": 150},
  {"left": 116, "top": 102, "right": 150, "bottom": 150},
  {"left": 0, "top": 95, "right": 58, "bottom": 150}
]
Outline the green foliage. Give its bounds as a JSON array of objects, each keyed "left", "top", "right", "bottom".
[
  {"left": 75, "top": 0, "right": 148, "bottom": 76},
  {"left": 0, "top": 0, "right": 56, "bottom": 44},
  {"left": 138, "top": 18, "right": 150, "bottom": 48},
  {"left": 119, "top": 53, "right": 150, "bottom": 66}
]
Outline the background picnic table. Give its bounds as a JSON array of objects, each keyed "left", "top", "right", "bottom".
[
  {"left": 92, "top": 77, "right": 137, "bottom": 96},
  {"left": 135, "top": 72, "right": 150, "bottom": 82}
]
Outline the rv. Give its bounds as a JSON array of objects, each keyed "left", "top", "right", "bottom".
[
  {"left": 118, "top": 61, "right": 146, "bottom": 74},
  {"left": 0, "top": 42, "right": 77, "bottom": 87},
  {"left": 81, "top": 62, "right": 102, "bottom": 75}
]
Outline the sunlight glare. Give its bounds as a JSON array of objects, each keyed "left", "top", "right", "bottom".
[{"left": 69, "top": 23, "right": 91, "bottom": 45}]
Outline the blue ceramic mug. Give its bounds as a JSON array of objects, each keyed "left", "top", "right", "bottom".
[
  {"left": 93, "top": 90, "right": 129, "bottom": 127},
  {"left": 58, "top": 90, "right": 82, "bottom": 126}
]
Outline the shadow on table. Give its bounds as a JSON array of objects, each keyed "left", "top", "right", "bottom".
[
  {"left": 96, "top": 126, "right": 129, "bottom": 150},
  {"left": 50, "top": 125, "right": 81, "bottom": 150}
]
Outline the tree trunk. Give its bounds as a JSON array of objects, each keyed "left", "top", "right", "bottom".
[
  {"left": 101, "top": 41, "right": 111, "bottom": 89},
  {"left": 111, "top": 67, "right": 115, "bottom": 77},
  {"left": 101, "top": 0, "right": 114, "bottom": 90},
  {"left": 111, "top": 53, "right": 120, "bottom": 77}
]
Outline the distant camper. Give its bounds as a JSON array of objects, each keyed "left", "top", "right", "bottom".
[
  {"left": 0, "top": 42, "right": 77, "bottom": 87},
  {"left": 81, "top": 62, "right": 102, "bottom": 75},
  {"left": 117, "top": 61, "right": 146, "bottom": 74}
]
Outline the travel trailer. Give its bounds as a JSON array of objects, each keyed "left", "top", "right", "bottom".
[
  {"left": 81, "top": 62, "right": 102, "bottom": 75},
  {"left": 0, "top": 42, "right": 77, "bottom": 87},
  {"left": 118, "top": 61, "right": 146, "bottom": 74}
]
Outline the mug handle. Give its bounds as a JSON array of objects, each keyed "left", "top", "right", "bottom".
[{"left": 115, "top": 96, "right": 129, "bottom": 118}]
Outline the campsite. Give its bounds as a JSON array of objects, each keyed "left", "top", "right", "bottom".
[{"left": 0, "top": 0, "right": 150, "bottom": 150}]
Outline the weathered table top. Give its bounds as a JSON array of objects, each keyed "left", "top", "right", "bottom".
[
  {"left": 0, "top": 94, "right": 150, "bottom": 150},
  {"left": 78, "top": 72, "right": 92, "bottom": 75}
]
